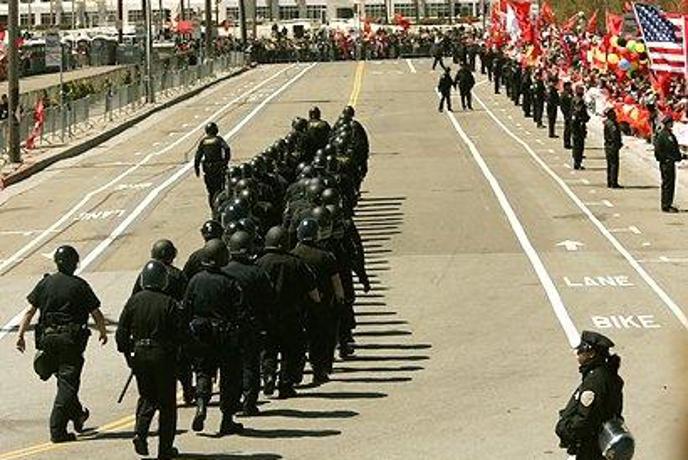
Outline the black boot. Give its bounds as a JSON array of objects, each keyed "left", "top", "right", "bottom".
[
  {"left": 191, "top": 399, "right": 207, "bottom": 432},
  {"left": 219, "top": 416, "right": 244, "bottom": 436},
  {"left": 132, "top": 435, "right": 149, "bottom": 456}
]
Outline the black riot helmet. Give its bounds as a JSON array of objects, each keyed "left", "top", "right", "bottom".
[
  {"left": 321, "top": 187, "right": 341, "bottom": 206},
  {"left": 222, "top": 202, "right": 249, "bottom": 227},
  {"left": 292, "top": 117, "right": 308, "bottom": 132},
  {"left": 311, "top": 206, "right": 333, "bottom": 241},
  {"left": 150, "top": 239, "right": 177, "bottom": 264},
  {"left": 205, "top": 122, "right": 219, "bottom": 136},
  {"left": 54, "top": 245, "right": 79, "bottom": 274},
  {"left": 201, "top": 220, "right": 223, "bottom": 241},
  {"left": 306, "top": 182, "right": 324, "bottom": 204},
  {"left": 252, "top": 156, "right": 266, "bottom": 175},
  {"left": 202, "top": 239, "right": 229, "bottom": 268},
  {"left": 228, "top": 231, "right": 253, "bottom": 258},
  {"left": 312, "top": 155, "right": 327, "bottom": 171},
  {"left": 239, "top": 162, "right": 254, "bottom": 179},
  {"left": 297, "top": 218, "right": 319, "bottom": 243},
  {"left": 323, "top": 143, "right": 335, "bottom": 157},
  {"left": 342, "top": 105, "right": 355, "bottom": 120},
  {"left": 275, "top": 138, "right": 287, "bottom": 153},
  {"left": 139, "top": 259, "right": 169, "bottom": 291},
  {"left": 229, "top": 166, "right": 242, "bottom": 179},
  {"left": 264, "top": 226, "right": 287, "bottom": 250},
  {"left": 309, "top": 106, "right": 321, "bottom": 120},
  {"left": 237, "top": 217, "right": 257, "bottom": 237},
  {"left": 325, "top": 155, "right": 339, "bottom": 174}
]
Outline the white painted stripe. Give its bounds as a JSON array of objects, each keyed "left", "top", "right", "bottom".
[
  {"left": 473, "top": 91, "right": 688, "bottom": 331},
  {"left": 0, "top": 64, "right": 304, "bottom": 341},
  {"left": 405, "top": 58, "right": 417, "bottom": 73},
  {"left": 439, "top": 91, "right": 579, "bottom": 347}
]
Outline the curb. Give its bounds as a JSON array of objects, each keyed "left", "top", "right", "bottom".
[{"left": 2, "top": 65, "right": 251, "bottom": 188}]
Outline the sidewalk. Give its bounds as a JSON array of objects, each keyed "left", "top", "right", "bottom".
[
  {"left": 0, "top": 58, "right": 248, "bottom": 188},
  {"left": 0, "top": 65, "right": 125, "bottom": 97}
]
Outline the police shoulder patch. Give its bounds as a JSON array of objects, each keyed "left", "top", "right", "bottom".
[{"left": 580, "top": 390, "right": 595, "bottom": 407}]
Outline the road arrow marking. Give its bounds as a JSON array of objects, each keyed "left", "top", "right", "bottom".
[{"left": 557, "top": 240, "right": 584, "bottom": 251}]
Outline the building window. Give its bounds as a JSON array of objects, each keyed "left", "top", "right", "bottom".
[
  {"left": 305, "top": 5, "right": 325, "bottom": 20},
  {"left": 226, "top": 6, "right": 239, "bottom": 20},
  {"left": 40, "top": 13, "right": 56, "bottom": 25},
  {"left": 127, "top": 9, "right": 144, "bottom": 23},
  {"left": 256, "top": 6, "right": 271, "bottom": 20},
  {"left": 20, "top": 13, "right": 34, "bottom": 26},
  {"left": 393, "top": 3, "right": 416, "bottom": 18},
  {"left": 60, "top": 12, "right": 73, "bottom": 26},
  {"left": 336, "top": 7, "right": 353, "bottom": 19},
  {"left": 364, "top": 4, "right": 385, "bottom": 21},
  {"left": 279, "top": 5, "right": 299, "bottom": 20},
  {"left": 425, "top": 2, "right": 449, "bottom": 18}
]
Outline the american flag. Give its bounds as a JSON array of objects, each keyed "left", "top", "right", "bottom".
[{"left": 633, "top": 3, "right": 688, "bottom": 74}]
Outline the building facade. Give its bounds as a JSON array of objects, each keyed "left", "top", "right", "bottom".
[{"left": 0, "top": 0, "right": 485, "bottom": 29}]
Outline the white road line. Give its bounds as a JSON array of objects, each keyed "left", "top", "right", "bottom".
[
  {"left": 0, "top": 65, "right": 299, "bottom": 340},
  {"left": 473, "top": 91, "right": 688, "bottom": 331},
  {"left": 440, "top": 94, "right": 579, "bottom": 347}
]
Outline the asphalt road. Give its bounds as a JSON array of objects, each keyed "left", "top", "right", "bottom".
[{"left": 0, "top": 58, "right": 686, "bottom": 459}]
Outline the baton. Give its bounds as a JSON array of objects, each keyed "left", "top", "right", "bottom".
[{"left": 117, "top": 371, "right": 134, "bottom": 404}]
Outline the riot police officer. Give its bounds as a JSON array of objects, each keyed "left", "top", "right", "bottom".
[
  {"left": 194, "top": 122, "right": 231, "bottom": 210},
  {"left": 556, "top": 330, "right": 624, "bottom": 460},
  {"left": 654, "top": 116, "right": 687, "bottom": 212},
  {"left": 571, "top": 85, "right": 590, "bottom": 170},
  {"left": 183, "top": 220, "right": 223, "bottom": 280},
  {"left": 116, "top": 260, "right": 182, "bottom": 460},
  {"left": 184, "top": 239, "right": 244, "bottom": 436},
  {"left": 291, "top": 218, "right": 344, "bottom": 385},
  {"left": 16, "top": 245, "right": 108, "bottom": 443},
  {"left": 223, "top": 231, "right": 275, "bottom": 415},
  {"left": 306, "top": 106, "right": 331, "bottom": 156},
  {"left": 256, "top": 226, "right": 320, "bottom": 399},
  {"left": 603, "top": 107, "right": 623, "bottom": 189}
]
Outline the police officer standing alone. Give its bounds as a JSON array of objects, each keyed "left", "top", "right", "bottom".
[
  {"left": 571, "top": 85, "right": 590, "bottom": 170},
  {"left": 654, "top": 115, "right": 687, "bottom": 213},
  {"left": 16, "top": 246, "right": 108, "bottom": 443},
  {"left": 603, "top": 107, "right": 623, "bottom": 189},
  {"left": 454, "top": 63, "right": 475, "bottom": 111},
  {"left": 556, "top": 331, "right": 625, "bottom": 460},
  {"left": 546, "top": 77, "right": 560, "bottom": 139},
  {"left": 195, "top": 122, "right": 231, "bottom": 210},
  {"left": 116, "top": 260, "right": 182, "bottom": 460},
  {"left": 437, "top": 67, "right": 455, "bottom": 113}
]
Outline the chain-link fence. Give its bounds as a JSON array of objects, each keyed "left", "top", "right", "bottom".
[{"left": 0, "top": 52, "right": 246, "bottom": 155}]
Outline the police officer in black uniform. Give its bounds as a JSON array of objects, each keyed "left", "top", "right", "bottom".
[
  {"left": 603, "top": 107, "right": 623, "bottom": 189},
  {"left": 437, "top": 67, "right": 455, "bottom": 113},
  {"left": 116, "top": 260, "right": 182, "bottom": 460},
  {"left": 571, "top": 85, "right": 590, "bottom": 170},
  {"left": 454, "top": 63, "right": 475, "bottom": 111},
  {"left": 194, "top": 122, "right": 231, "bottom": 210},
  {"left": 184, "top": 239, "right": 244, "bottom": 435},
  {"left": 223, "top": 231, "right": 275, "bottom": 415},
  {"left": 561, "top": 81, "right": 574, "bottom": 149},
  {"left": 521, "top": 69, "right": 533, "bottom": 118},
  {"left": 532, "top": 72, "right": 546, "bottom": 129},
  {"left": 183, "top": 220, "right": 223, "bottom": 281},
  {"left": 16, "top": 245, "right": 108, "bottom": 443},
  {"left": 492, "top": 50, "right": 503, "bottom": 94},
  {"left": 306, "top": 106, "right": 331, "bottom": 156},
  {"left": 256, "top": 226, "right": 320, "bottom": 399},
  {"left": 556, "top": 330, "right": 624, "bottom": 460},
  {"left": 291, "top": 218, "right": 344, "bottom": 385},
  {"left": 546, "top": 77, "right": 560, "bottom": 138},
  {"left": 654, "top": 115, "right": 687, "bottom": 212}
]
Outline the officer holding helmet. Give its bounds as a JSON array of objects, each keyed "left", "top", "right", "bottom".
[
  {"left": 16, "top": 245, "right": 108, "bottom": 443},
  {"left": 556, "top": 331, "right": 625, "bottom": 460},
  {"left": 195, "top": 122, "right": 231, "bottom": 209},
  {"left": 116, "top": 260, "right": 182, "bottom": 460}
]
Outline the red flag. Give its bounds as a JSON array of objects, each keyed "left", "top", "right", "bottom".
[
  {"left": 586, "top": 10, "right": 599, "bottom": 33},
  {"left": 562, "top": 13, "right": 578, "bottom": 32},
  {"left": 605, "top": 11, "right": 623, "bottom": 35},
  {"left": 539, "top": 0, "right": 555, "bottom": 25}
]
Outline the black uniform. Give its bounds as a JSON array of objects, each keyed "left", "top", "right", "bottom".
[
  {"left": 561, "top": 88, "right": 573, "bottom": 149},
  {"left": 28, "top": 272, "right": 100, "bottom": 441},
  {"left": 256, "top": 248, "right": 317, "bottom": 392},
  {"left": 603, "top": 116, "right": 623, "bottom": 188},
  {"left": 431, "top": 42, "right": 444, "bottom": 70},
  {"left": 521, "top": 72, "right": 533, "bottom": 118},
  {"left": 116, "top": 290, "right": 181, "bottom": 458},
  {"left": 437, "top": 71, "right": 455, "bottom": 112},
  {"left": 454, "top": 67, "right": 476, "bottom": 110},
  {"left": 492, "top": 53, "right": 503, "bottom": 94},
  {"left": 194, "top": 135, "right": 231, "bottom": 209},
  {"left": 654, "top": 125, "right": 684, "bottom": 211},
  {"left": 546, "top": 83, "right": 560, "bottom": 138},
  {"left": 571, "top": 96, "right": 590, "bottom": 169},
  {"left": 222, "top": 260, "right": 274, "bottom": 412},
  {"left": 533, "top": 78, "right": 546, "bottom": 128},
  {"left": 291, "top": 242, "right": 338, "bottom": 380},
  {"left": 182, "top": 248, "right": 205, "bottom": 281},
  {"left": 306, "top": 119, "right": 332, "bottom": 157},
  {"left": 556, "top": 357, "right": 624, "bottom": 459},
  {"left": 511, "top": 64, "right": 522, "bottom": 105},
  {"left": 184, "top": 269, "right": 243, "bottom": 417}
]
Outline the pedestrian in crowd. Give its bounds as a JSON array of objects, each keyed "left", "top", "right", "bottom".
[
  {"left": 654, "top": 115, "right": 687, "bottom": 213},
  {"left": 603, "top": 107, "right": 623, "bottom": 189},
  {"left": 438, "top": 67, "right": 455, "bottom": 113},
  {"left": 455, "top": 62, "right": 476, "bottom": 111},
  {"left": 556, "top": 331, "right": 625, "bottom": 460},
  {"left": 15, "top": 246, "right": 108, "bottom": 443}
]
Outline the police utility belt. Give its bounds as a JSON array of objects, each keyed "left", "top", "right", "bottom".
[{"left": 190, "top": 318, "right": 239, "bottom": 346}]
